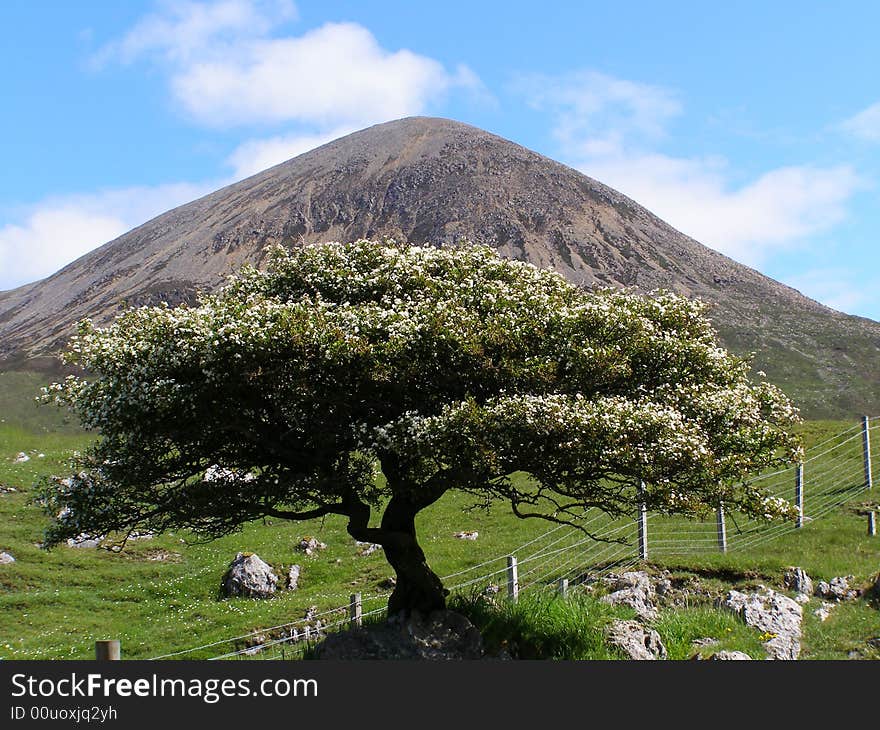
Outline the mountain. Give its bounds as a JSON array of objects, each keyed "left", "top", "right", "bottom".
[{"left": 1, "top": 117, "right": 877, "bottom": 418}]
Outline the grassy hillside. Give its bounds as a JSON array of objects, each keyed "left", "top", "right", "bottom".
[
  {"left": 0, "top": 419, "right": 878, "bottom": 660},
  {"left": 0, "top": 371, "right": 83, "bottom": 434}
]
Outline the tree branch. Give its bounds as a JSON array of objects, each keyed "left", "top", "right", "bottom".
[{"left": 265, "top": 504, "right": 346, "bottom": 521}]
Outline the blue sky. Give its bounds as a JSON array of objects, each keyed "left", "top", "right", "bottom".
[{"left": 3, "top": 1, "right": 880, "bottom": 320}]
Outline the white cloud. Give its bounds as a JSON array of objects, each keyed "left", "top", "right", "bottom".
[
  {"left": 97, "top": 3, "right": 480, "bottom": 129},
  {"left": 583, "top": 154, "right": 860, "bottom": 266},
  {"left": 226, "top": 126, "right": 355, "bottom": 179},
  {"left": 0, "top": 182, "right": 212, "bottom": 290},
  {"left": 840, "top": 101, "right": 880, "bottom": 142},
  {"left": 172, "top": 22, "right": 472, "bottom": 127},
  {"left": 94, "top": 0, "right": 297, "bottom": 65},
  {"left": 95, "top": 2, "right": 486, "bottom": 186},
  {"left": 522, "top": 69, "right": 862, "bottom": 266}
]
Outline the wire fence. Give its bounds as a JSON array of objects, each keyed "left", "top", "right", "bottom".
[{"left": 146, "top": 416, "right": 878, "bottom": 661}]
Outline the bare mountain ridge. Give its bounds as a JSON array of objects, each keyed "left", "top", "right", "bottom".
[{"left": 1, "top": 117, "right": 877, "bottom": 417}]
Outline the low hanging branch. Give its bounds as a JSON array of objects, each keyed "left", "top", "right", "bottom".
[{"left": 39, "top": 240, "right": 802, "bottom": 616}]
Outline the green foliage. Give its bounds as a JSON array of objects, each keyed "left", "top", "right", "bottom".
[{"left": 39, "top": 241, "right": 802, "bottom": 557}]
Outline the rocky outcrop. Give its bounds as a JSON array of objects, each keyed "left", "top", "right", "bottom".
[
  {"left": 721, "top": 588, "right": 803, "bottom": 660},
  {"left": 314, "top": 610, "right": 483, "bottom": 660},
  {"left": 66, "top": 534, "right": 104, "bottom": 549},
  {"left": 601, "top": 572, "right": 658, "bottom": 621},
  {"left": 221, "top": 552, "right": 278, "bottom": 598},
  {"left": 606, "top": 619, "right": 667, "bottom": 660}
]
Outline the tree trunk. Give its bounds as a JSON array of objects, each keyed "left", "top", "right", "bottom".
[
  {"left": 383, "top": 533, "right": 448, "bottom": 617},
  {"left": 342, "top": 481, "right": 449, "bottom": 617},
  {"left": 380, "top": 495, "right": 448, "bottom": 617}
]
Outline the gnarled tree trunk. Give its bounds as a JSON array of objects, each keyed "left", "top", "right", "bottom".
[
  {"left": 383, "top": 533, "right": 448, "bottom": 616},
  {"left": 345, "top": 490, "right": 448, "bottom": 617},
  {"left": 380, "top": 494, "right": 448, "bottom": 616}
]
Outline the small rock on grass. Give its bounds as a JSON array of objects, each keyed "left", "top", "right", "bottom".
[
  {"left": 813, "top": 602, "right": 835, "bottom": 622},
  {"left": 815, "top": 576, "right": 859, "bottom": 602},
  {"left": 356, "top": 541, "right": 382, "bottom": 556},
  {"left": 286, "top": 564, "right": 301, "bottom": 591},
  {"left": 693, "top": 651, "right": 751, "bottom": 661},
  {"left": 0, "top": 551, "right": 15, "bottom": 564},
  {"left": 296, "top": 537, "right": 327, "bottom": 556},
  {"left": 783, "top": 566, "right": 813, "bottom": 597}
]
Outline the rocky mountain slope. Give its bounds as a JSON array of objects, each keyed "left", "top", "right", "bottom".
[{"left": 1, "top": 117, "right": 877, "bottom": 417}]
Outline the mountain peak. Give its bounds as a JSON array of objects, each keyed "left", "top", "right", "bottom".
[{"left": 1, "top": 118, "right": 877, "bottom": 417}]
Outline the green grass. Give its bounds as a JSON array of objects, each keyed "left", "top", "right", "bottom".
[
  {"left": 450, "top": 592, "right": 767, "bottom": 660},
  {"left": 0, "top": 417, "right": 878, "bottom": 660},
  {"left": 653, "top": 607, "right": 767, "bottom": 659},
  {"left": 451, "top": 591, "right": 632, "bottom": 659},
  {"left": 0, "top": 371, "right": 83, "bottom": 434}
]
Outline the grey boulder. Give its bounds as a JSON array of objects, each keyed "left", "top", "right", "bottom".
[{"left": 221, "top": 552, "right": 278, "bottom": 598}]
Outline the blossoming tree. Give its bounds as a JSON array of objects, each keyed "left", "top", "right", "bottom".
[{"left": 41, "top": 241, "right": 801, "bottom": 615}]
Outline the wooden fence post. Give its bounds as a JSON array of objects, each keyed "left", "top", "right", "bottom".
[
  {"left": 95, "top": 640, "right": 120, "bottom": 660},
  {"left": 795, "top": 463, "right": 804, "bottom": 529},
  {"left": 506, "top": 555, "right": 519, "bottom": 602},
  {"left": 557, "top": 578, "right": 568, "bottom": 598},
  {"left": 637, "top": 481, "right": 648, "bottom": 560},
  {"left": 716, "top": 502, "right": 727, "bottom": 553},
  {"left": 863, "top": 416, "right": 873, "bottom": 490},
  {"left": 349, "top": 592, "right": 362, "bottom": 628}
]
